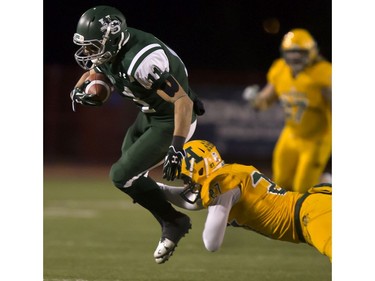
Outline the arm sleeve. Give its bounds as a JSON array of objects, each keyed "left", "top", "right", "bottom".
[
  {"left": 157, "top": 182, "right": 204, "bottom": 210},
  {"left": 203, "top": 187, "right": 241, "bottom": 252}
]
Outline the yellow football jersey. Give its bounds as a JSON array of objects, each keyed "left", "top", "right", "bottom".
[
  {"left": 267, "top": 58, "right": 332, "bottom": 139},
  {"left": 200, "top": 163, "right": 303, "bottom": 243}
]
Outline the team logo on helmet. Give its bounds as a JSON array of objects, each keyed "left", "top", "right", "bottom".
[
  {"left": 99, "top": 15, "right": 121, "bottom": 35},
  {"left": 184, "top": 146, "right": 204, "bottom": 171}
]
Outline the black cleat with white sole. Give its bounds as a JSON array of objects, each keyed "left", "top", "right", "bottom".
[{"left": 153, "top": 213, "right": 192, "bottom": 264}]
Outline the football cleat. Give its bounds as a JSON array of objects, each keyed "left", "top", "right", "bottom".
[
  {"left": 153, "top": 213, "right": 192, "bottom": 264},
  {"left": 154, "top": 238, "right": 176, "bottom": 264}
]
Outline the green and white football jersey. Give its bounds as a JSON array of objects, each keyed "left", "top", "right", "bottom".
[{"left": 96, "top": 27, "right": 195, "bottom": 117}]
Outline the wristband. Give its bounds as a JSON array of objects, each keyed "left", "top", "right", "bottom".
[{"left": 171, "top": 136, "right": 186, "bottom": 151}]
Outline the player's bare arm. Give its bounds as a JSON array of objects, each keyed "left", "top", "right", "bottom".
[
  {"left": 156, "top": 75, "right": 193, "bottom": 138},
  {"left": 155, "top": 74, "right": 194, "bottom": 181},
  {"left": 253, "top": 83, "right": 278, "bottom": 110}
]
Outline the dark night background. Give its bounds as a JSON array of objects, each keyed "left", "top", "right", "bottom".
[
  {"left": 44, "top": 0, "right": 332, "bottom": 71},
  {"left": 42, "top": 0, "right": 333, "bottom": 271},
  {"left": 43, "top": 0, "right": 332, "bottom": 166}
]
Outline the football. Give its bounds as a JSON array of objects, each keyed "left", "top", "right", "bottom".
[{"left": 84, "top": 72, "right": 113, "bottom": 103}]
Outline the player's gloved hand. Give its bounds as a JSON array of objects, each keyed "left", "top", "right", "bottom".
[
  {"left": 70, "top": 84, "right": 103, "bottom": 112},
  {"left": 163, "top": 136, "right": 186, "bottom": 181},
  {"left": 242, "top": 85, "right": 260, "bottom": 108}
]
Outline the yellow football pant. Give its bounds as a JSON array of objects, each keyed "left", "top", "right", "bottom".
[
  {"left": 272, "top": 126, "right": 332, "bottom": 193},
  {"left": 299, "top": 190, "right": 332, "bottom": 262}
]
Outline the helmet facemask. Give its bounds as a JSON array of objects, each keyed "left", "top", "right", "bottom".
[
  {"left": 282, "top": 49, "right": 310, "bottom": 74},
  {"left": 180, "top": 173, "right": 202, "bottom": 204},
  {"left": 74, "top": 34, "right": 108, "bottom": 70}
]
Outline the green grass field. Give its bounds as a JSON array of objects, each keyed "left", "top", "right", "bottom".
[{"left": 44, "top": 165, "right": 331, "bottom": 281}]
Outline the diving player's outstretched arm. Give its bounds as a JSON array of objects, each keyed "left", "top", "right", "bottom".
[
  {"left": 157, "top": 182, "right": 204, "bottom": 210},
  {"left": 203, "top": 188, "right": 240, "bottom": 252}
]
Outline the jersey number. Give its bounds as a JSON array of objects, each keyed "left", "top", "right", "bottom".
[
  {"left": 281, "top": 99, "right": 308, "bottom": 123},
  {"left": 251, "top": 171, "right": 287, "bottom": 195}
]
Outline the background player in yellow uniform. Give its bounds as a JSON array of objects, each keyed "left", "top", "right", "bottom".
[
  {"left": 243, "top": 28, "right": 332, "bottom": 193},
  {"left": 157, "top": 140, "right": 331, "bottom": 263}
]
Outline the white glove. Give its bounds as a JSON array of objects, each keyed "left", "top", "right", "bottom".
[{"left": 242, "top": 85, "right": 260, "bottom": 102}]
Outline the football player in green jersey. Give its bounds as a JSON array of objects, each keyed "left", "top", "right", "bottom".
[{"left": 70, "top": 5, "right": 205, "bottom": 264}]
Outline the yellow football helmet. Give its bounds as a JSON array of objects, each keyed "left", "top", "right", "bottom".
[
  {"left": 180, "top": 140, "right": 225, "bottom": 203},
  {"left": 280, "top": 28, "right": 318, "bottom": 72}
]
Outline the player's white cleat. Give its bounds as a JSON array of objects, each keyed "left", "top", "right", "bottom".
[
  {"left": 153, "top": 213, "right": 192, "bottom": 264},
  {"left": 154, "top": 238, "right": 176, "bottom": 264}
]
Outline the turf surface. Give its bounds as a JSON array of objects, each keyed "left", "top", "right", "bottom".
[{"left": 44, "top": 166, "right": 331, "bottom": 281}]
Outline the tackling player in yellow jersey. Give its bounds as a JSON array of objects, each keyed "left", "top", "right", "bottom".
[
  {"left": 243, "top": 28, "right": 332, "bottom": 193},
  {"left": 157, "top": 140, "right": 332, "bottom": 263}
]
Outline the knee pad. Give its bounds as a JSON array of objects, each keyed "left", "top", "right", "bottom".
[{"left": 109, "top": 162, "right": 138, "bottom": 189}]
